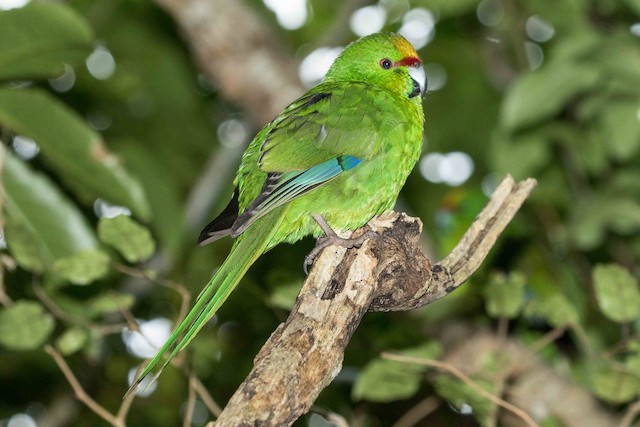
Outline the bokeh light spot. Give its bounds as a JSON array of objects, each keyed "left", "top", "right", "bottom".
[
  {"left": 94, "top": 199, "right": 132, "bottom": 218},
  {"left": 86, "top": 46, "right": 116, "bottom": 80},
  {"left": 12, "top": 135, "right": 39, "bottom": 160},
  {"left": 122, "top": 317, "right": 172, "bottom": 359},
  {"left": 299, "top": 47, "right": 343, "bottom": 87},
  {"left": 424, "top": 63, "right": 447, "bottom": 92},
  {"left": 476, "top": 0, "right": 504, "bottom": 27},
  {"left": 399, "top": 8, "right": 436, "bottom": 50},
  {"left": 217, "top": 118, "right": 249, "bottom": 149},
  {"left": 127, "top": 368, "right": 158, "bottom": 397},
  {"left": 0, "top": 0, "right": 29, "bottom": 10},
  {"left": 48, "top": 64, "right": 76, "bottom": 93},
  {"left": 263, "top": 0, "right": 308, "bottom": 30},
  {"left": 525, "top": 15, "right": 555, "bottom": 42},
  {"left": 420, "top": 152, "right": 474, "bottom": 186},
  {"left": 524, "top": 41, "right": 544, "bottom": 70},
  {"left": 481, "top": 172, "right": 503, "bottom": 197},
  {"left": 350, "top": 5, "right": 387, "bottom": 37},
  {"left": 86, "top": 110, "right": 112, "bottom": 131},
  {"left": 7, "top": 413, "right": 37, "bottom": 427}
]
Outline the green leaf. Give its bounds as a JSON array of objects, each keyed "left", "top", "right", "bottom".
[
  {"left": 592, "top": 264, "right": 640, "bottom": 323},
  {"left": 0, "top": 88, "right": 150, "bottom": 219},
  {"left": 568, "top": 194, "right": 640, "bottom": 249},
  {"left": 570, "top": 195, "right": 640, "bottom": 250},
  {"left": 352, "top": 358, "right": 423, "bottom": 402},
  {"left": 591, "top": 32, "right": 640, "bottom": 92},
  {"left": 591, "top": 364, "right": 640, "bottom": 404},
  {"left": 525, "top": 292, "right": 580, "bottom": 327},
  {"left": 87, "top": 292, "right": 135, "bottom": 318},
  {"left": 98, "top": 215, "right": 155, "bottom": 263},
  {"left": 0, "top": 301, "right": 55, "bottom": 351},
  {"left": 56, "top": 326, "right": 88, "bottom": 356},
  {"left": 52, "top": 249, "right": 110, "bottom": 285},
  {"left": 116, "top": 142, "right": 185, "bottom": 256},
  {"left": 501, "top": 61, "right": 600, "bottom": 131},
  {"left": 434, "top": 375, "right": 494, "bottom": 423},
  {"left": 599, "top": 100, "right": 640, "bottom": 161},
  {"left": 625, "top": 340, "right": 640, "bottom": 375},
  {"left": 489, "top": 130, "right": 550, "bottom": 179},
  {"left": 352, "top": 342, "right": 441, "bottom": 402},
  {"left": 549, "top": 123, "right": 607, "bottom": 176},
  {"left": 0, "top": 3, "right": 93, "bottom": 81},
  {"left": 484, "top": 271, "right": 527, "bottom": 319},
  {"left": 3, "top": 147, "right": 98, "bottom": 272}
]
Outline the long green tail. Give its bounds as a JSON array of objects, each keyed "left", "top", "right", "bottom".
[{"left": 125, "top": 210, "right": 285, "bottom": 397}]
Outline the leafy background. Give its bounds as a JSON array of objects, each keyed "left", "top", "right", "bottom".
[{"left": 1, "top": 0, "right": 640, "bottom": 426}]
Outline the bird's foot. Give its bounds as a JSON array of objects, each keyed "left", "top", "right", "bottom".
[{"left": 303, "top": 215, "right": 379, "bottom": 275}]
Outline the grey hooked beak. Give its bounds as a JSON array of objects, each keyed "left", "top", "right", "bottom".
[{"left": 408, "top": 64, "right": 427, "bottom": 98}]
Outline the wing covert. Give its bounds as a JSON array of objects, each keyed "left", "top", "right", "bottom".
[{"left": 258, "top": 82, "right": 385, "bottom": 173}]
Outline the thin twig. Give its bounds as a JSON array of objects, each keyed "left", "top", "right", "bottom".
[
  {"left": 619, "top": 397, "right": 640, "bottom": 427},
  {"left": 113, "top": 263, "right": 191, "bottom": 321},
  {"left": 496, "top": 316, "right": 509, "bottom": 343},
  {"left": 603, "top": 333, "right": 640, "bottom": 359},
  {"left": 33, "top": 284, "right": 128, "bottom": 335},
  {"left": 381, "top": 353, "right": 540, "bottom": 427},
  {"left": 114, "top": 291, "right": 140, "bottom": 332},
  {"left": 45, "top": 345, "right": 124, "bottom": 427},
  {"left": 191, "top": 375, "right": 223, "bottom": 418},
  {"left": 116, "top": 381, "right": 136, "bottom": 422},
  {"left": 570, "top": 322, "right": 594, "bottom": 358},
  {"left": 528, "top": 326, "right": 568, "bottom": 356},
  {"left": 183, "top": 374, "right": 198, "bottom": 427},
  {"left": 392, "top": 396, "right": 441, "bottom": 427},
  {"left": 490, "top": 317, "right": 511, "bottom": 427},
  {"left": 509, "top": 325, "right": 569, "bottom": 376}
]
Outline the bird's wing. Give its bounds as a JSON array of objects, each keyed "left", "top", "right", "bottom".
[
  {"left": 258, "top": 82, "right": 384, "bottom": 172},
  {"left": 231, "top": 82, "right": 390, "bottom": 236}
]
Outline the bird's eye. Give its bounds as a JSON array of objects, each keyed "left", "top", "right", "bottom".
[{"left": 379, "top": 58, "right": 392, "bottom": 70}]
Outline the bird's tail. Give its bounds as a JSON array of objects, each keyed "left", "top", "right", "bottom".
[{"left": 125, "top": 210, "right": 285, "bottom": 397}]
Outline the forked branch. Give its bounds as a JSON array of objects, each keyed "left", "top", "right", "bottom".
[{"left": 213, "top": 175, "right": 537, "bottom": 426}]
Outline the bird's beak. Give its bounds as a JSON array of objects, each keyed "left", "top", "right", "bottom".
[{"left": 408, "top": 64, "right": 427, "bottom": 98}]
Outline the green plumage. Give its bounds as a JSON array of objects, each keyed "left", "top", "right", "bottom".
[{"left": 127, "top": 32, "right": 425, "bottom": 395}]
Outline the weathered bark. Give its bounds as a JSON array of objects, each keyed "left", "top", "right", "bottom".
[{"left": 212, "top": 176, "right": 537, "bottom": 426}]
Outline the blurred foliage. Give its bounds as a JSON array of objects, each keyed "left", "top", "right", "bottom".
[{"left": 1, "top": 0, "right": 640, "bottom": 426}]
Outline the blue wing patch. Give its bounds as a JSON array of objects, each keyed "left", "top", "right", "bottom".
[{"left": 230, "top": 155, "right": 362, "bottom": 236}]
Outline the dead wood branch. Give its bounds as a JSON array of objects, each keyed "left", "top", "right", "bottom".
[{"left": 213, "top": 176, "right": 536, "bottom": 426}]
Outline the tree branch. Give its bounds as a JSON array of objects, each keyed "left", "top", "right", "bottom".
[
  {"left": 153, "top": 0, "right": 304, "bottom": 125},
  {"left": 213, "top": 175, "right": 536, "bottom": 426}
]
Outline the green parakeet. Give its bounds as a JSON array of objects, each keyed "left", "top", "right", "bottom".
[{"left": 128, "top": 32, "right": 426, "bottom": 393}]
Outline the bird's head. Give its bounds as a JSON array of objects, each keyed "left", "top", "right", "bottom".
[{"left": 324, "top": 33, "right": 426, "bottom": 99}]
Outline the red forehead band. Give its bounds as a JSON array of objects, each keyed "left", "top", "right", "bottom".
[{"left": 393, "top": 57, "right": 422, "bottom": 68}]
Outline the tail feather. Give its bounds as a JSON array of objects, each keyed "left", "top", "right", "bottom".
[{"left": 125, "top": 209, "right": 286, "bottom": 398}]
